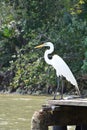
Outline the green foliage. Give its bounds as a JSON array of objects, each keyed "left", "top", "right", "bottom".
[
  {"left": 0, "top": 0, "right": 87, "bottom": 93},
  {"left": 82, "top": 60, "right": 87, "bottom": 73},
  {"left": 81, "top": 38, "right": 87, "bottom": 73}
]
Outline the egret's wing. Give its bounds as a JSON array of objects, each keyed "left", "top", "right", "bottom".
[{"left": 52, "top": 55, "right": 80, "bottom": 93}]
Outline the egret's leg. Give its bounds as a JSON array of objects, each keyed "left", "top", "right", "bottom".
[{"left": 53, "top": 77, "right": 60, "bottom": 100}]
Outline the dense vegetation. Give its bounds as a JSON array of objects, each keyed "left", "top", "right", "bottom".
[{"left": 0, "top": 0, "right": 87, "bottom": 94}]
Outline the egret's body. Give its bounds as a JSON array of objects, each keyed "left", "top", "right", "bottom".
[{"left": 35, "top": 42, "right": 80, "bottom": 98}]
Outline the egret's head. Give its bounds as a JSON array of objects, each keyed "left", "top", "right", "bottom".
[{"left": 35, "top": 42, "right": 53, "bottom": 49}]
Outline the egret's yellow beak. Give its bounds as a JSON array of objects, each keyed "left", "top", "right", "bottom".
[{"left": 35, "top": 44, "right": 44, "bottom": 49}]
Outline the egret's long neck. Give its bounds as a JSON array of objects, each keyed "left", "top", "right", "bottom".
[{"left": 44, "top": 45, "right": 54, "bottom": 65}]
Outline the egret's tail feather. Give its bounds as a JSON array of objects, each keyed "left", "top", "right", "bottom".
[{"left": 76, "top": 86, "right": 80, "bottom": 96}]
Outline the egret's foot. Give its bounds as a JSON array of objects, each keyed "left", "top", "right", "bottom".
[
  {"left": 58, "top": 96, "right": 64, "bottom": 100},
  {"left": 53, "top": 95, "right": 57, "bottom": 100},
  {"left": 53, "top": 92, "right": 57, "bottom": 100},
  {"left": 53, "top": 95, "right": 64, "bottom": 100},
  {"left": 58, "top": 93, "right": 64, "bottom": 100},
  {"left": 53, "top": 97, "right": 64, "bottom": 100},
  {"left": 59, "top": 97, "right": 64, "bottom": 100}
]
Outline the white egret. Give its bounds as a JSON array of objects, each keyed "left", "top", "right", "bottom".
[{"left": 35, "top": 42, "right": 80, "bottom": 99}]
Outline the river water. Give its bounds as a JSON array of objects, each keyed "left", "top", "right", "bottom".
[{"left": 0, "top": 94, "right": 75, "bottom": 130}]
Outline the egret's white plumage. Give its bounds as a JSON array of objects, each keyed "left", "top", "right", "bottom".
[{"left": 35, "top": 42, "right": 80, "bottom": 95}]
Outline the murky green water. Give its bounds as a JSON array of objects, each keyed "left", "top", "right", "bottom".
[
  {"left": 0, "top": 94, "right": 74, "bottom": 130},
  {"left": 0, "top": 94, "right": 51, "bottom": 130}
]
